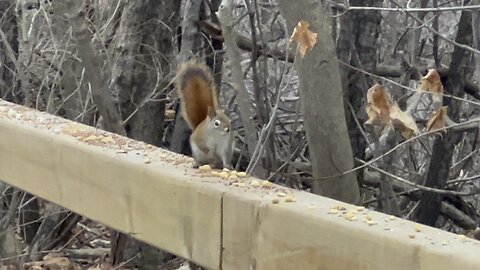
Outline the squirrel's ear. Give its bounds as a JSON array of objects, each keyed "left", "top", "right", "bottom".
[{"left": 207, "top": 106, "right": 216, "bottom": 119}]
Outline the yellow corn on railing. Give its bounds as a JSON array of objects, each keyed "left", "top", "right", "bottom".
[{"left": 0, "top": 99, "right": 478, "bottom": 270}]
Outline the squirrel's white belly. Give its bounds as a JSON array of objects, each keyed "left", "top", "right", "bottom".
[
  {"left": 190, "top": 139, "right": 217, "bottom": 164},
  {"left": 190, "top": 130, "right": 233, "bottom": 169}
]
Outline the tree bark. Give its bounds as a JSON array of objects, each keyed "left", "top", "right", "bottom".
[
  {"left": 205, "top": 0, "right": 224, "bottom": 91},
  {"left": 218, "top": 0, "right": 263, "bottom": 176},
  {"left": 337, "top": 0, "right": 382, "bottom": 159},
  {"left": 113, "top": 0, "right": 178, "bottom": 145},
  {"left": 338, "top": 0, "right": 395, "bottom": 212},
  {"left": 7, "top": 2, "right": 84, "bottom": 263},
  {"left": 416, "top": 7, "right": 473, "bottom": 226},
  {"left": 277, "top": 0, "right": 360, "bottom": 203},
  {"left": 473, "top": 0, "right": 480, "bottom": 78},
  {"left": 409, "top": 0, "right": 429, "bottom": 66},
  {"left": 336, "top": 1, "right": 382, "bottom": 200},
  {"left": 0, "top": 1, "right": 18, "bottom": 102},
  {"left": 28, "top": 205, "right": 81, "bottom": 261},
  {"left": 64, "top": 0, "right": 125, "bottom": 136},
  {"left": 170, "top": 0, "right": 203, "bottom": 155},
  {"left": 109, "top": 0, "right": 179, "bottom": 266},
  {"left": 49, "top": 1, "right": 94, "bottom": 124}
]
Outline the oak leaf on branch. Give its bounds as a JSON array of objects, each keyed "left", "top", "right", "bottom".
[
  {"left": 389, "top": 103, "right": 420, "bottom": 139},
  {"left": 365, "top": 84, "right": 391, "bottom": 127},
  {"left": 365, "top": 84, "right": 419, "bottom": 139},
  {"left": 420, "top": 69, "right": 443, "bottom": 94},
  {"left": 420, "top": 69, "right": 444, "bottom": 108},
  {"left": 290, "top": 20, "right": 317, "bottom": 58},
  {"left": 426, "top": 106, "right": 448, "bottom": 132}
]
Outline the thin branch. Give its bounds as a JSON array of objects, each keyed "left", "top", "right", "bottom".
[
  {"left": 313, "top": 117, "right": 480, "bottom": 180},
  {"left": 447, "top": 173, "right": 480, "bottom": 185},
  {"left": 329, "top": 2, "right": 480, "bottom": 13},
  {"left": 218, "top": 0, "right": 261, "bottom": 175},
  {"left": 246, "top": 84, "right": 283, "bottom": 175},
  {"left": 357, "top": 158, "right": 476, "bottom": 196},
  {"left": 340, "top": 60, "right": 480, "bottom": 108},
  {"left": 388, "top": 0, "right": 480, "bottom": 56}
]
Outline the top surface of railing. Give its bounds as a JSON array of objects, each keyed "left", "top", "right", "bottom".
[{"left": 0, "top": 99, "right": 478, "bottom": 270}]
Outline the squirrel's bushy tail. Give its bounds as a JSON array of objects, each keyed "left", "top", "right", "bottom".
[{"left": 175, "top": 60, "right": 218, "bottom": 129}]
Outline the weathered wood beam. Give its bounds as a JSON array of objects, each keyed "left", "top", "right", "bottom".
[{"left": 0, "top": 99, "right": 479, "bottom": 269}]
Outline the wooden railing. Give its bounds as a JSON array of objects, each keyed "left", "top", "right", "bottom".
[{"left": 0, "top": 99, "right": 478, "bottom": 269}]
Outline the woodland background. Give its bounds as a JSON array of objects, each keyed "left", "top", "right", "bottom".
[{"left": 1, "top": 0, "right": 480, "bottom": 269}]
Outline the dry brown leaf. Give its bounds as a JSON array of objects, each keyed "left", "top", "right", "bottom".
[
  {"left": 420, "top": 69, "right": 443, "bottom": 94},
  {"left": 389, "top": 103, "right": 420, "bottom": 139},
  {"left": 426, "top": 106, "right": 448, "bottom": 132},
  {"left": 365, "top": 84, "right": 391, "bottom": 126},
  {"left": 290, "top": 20, "right": 317, "bottom": 58}
]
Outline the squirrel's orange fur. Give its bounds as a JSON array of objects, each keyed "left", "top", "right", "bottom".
[
  {"left": 175, "top": 60, "right": 233, "bottom": 169},
  {"left": 176, "top": 61, "right": 219, "bottom": 129}
]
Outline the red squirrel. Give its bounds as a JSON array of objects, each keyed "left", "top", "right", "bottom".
[{"left": 175, "top": 60, "right": 233, "bottom": 169}]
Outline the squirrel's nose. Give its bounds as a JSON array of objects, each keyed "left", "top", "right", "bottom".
[{"left": 225, "top": 127, "right": 230, "bottom": 133}]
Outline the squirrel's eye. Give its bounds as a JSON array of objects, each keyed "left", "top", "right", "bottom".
[{"left": 214, "top": 120, "right": 221, "bottom": 127}]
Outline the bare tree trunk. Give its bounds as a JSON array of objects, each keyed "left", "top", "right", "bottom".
[
  {"left": 108, "top": 0, "right": 180, "bottom": 267},
  {"left": 338, "top": 0, "right": 397, "bottom": 213},
  {"left": 5, "top": 1, "right": 84, "bottom": 263},
  {"left": 0, "top": 187, "right": 24, "bottom": 265},
  {"left": 277, "top": 0, "right": 360, "bottom": 203},
  {"left": 28, "top": 205, "right": 81, "bottom": 261},
  {"left": 409, "top": 0, "right": 429, "bottom": 66},
  {"left": 416, "top": 7, "right": 473, "bottom": 226},
  {"left": 51, "top": 1, "right": 94, "bottom": 124},
  {"left": 18, "top": 193, "right": 40, "bottom": 246},
  {"left": 0, "top": 7, "right": 30, "bottom": 261},
  {"left": 205, "top": 0, "right": 224, "bottom": 90},
  {"left": 218, "top": 0, "right": 262, "bottom": 176},
  {"left": 473, "top": 0, "right": 480, "bottom": 77},
  {"left": 63, "top": 0, "right": 125, "bottom": 136},
  {"left": 0, "top": 1, "right": 19, "bottom": 102},
  {"left": 336, "top": 1, "right": 382, "bottom": 196},
  {"left": 15, "top": 0, "right": 36, "bottom": 108},
  {"left": 170, "top": 0, "right": 203, "bottom": 155},
  {"left": 113, "top": 0, "right": 178, "bottom": 145}
]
